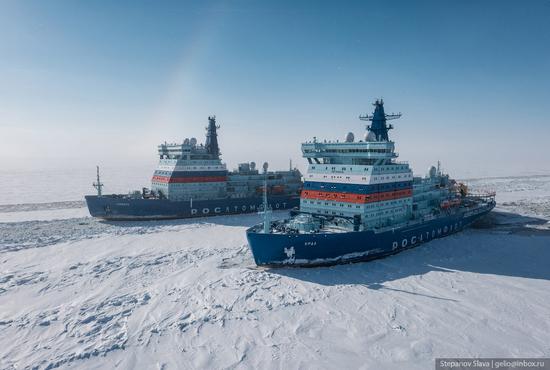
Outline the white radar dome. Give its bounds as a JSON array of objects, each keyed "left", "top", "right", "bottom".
[
  {"left": 190, "top": 138, "right": 197, "bottom": 146},
  {"left": 428, "top": 166, "right": 437, "bottom": 178},
  {"left": 345, "top": 132, "right": 355, "bottom": 143},
  {"left": 364, "top": 131, "right": 377, "bottom": 142}
]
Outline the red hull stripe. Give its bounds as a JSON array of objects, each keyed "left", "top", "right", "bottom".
[
  {"left": 300, "top": 188, "right": 412, "bottom": 204},
  {"left": 152, "top": 175, "right": 227, "bottom": 184}
]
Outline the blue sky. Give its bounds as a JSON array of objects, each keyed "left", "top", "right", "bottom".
[{"left": 1, "top": 0, "right": 549, "bottom": 177}]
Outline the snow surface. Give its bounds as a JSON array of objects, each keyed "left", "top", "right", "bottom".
[{"left": 0, "top": 175, "right": 549, "bottom": 369}]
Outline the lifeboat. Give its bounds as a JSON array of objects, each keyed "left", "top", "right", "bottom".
[{"left": 271, "top": 185, "right": 285, "bottom": 194}]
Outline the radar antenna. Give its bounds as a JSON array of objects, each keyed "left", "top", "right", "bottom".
[
  {"left": 358, "top": 99, "right": 402, "bottom": 141},
  {"left": 92, "top": 166, "right": 104, "bottom": 197}
]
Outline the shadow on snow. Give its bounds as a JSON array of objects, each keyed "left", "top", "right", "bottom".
[{"left": 268, "top": 211, "right": 550, "bottom": 288}]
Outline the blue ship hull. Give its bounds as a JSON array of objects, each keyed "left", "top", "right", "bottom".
[
  {"left": 246, "top": 203, "right": 495, "bottom": 267},
  {"left": 85, "top": 195, "right": 299, "bottom": 220}
]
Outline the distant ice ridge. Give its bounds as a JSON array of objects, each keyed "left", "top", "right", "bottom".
[
  {"left": 467, "top": 175, "right": 550, "bottom": 219},
  {"left": 0, "top": 201, "right": 85, "bottom": 213},
  {"left": 0, "top": 165, "right": 152, "bottom": 222},
  {"left": 0, "top": 165, "right": 153, "bottom": 205},
  {"left": 0, "top": 206, "right": 90, "bottom": 223},
  {"left": 0, "top": 175, "right": 548, "bottom": 369}
]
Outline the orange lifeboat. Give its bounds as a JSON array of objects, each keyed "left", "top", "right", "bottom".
[{"left": 272, "top": 185, "right": 285, "bottom": 194}]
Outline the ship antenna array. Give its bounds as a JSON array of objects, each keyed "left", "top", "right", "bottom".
[
  {"left": 358, "top": 112, "right": 402, "bottom": 122},
  {"left": 93, "top": 165, "right": 104, "bottom": 197},
  {"left": 259, "top": 175, "right": 272, "bottom": 233},
  {"left": 358, "top": 101, "right": 402, "bottom": 137}
]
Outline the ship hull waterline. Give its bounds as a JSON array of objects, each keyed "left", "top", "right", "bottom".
[
  {"left": 85, "top": 195, "right": 299, "bottom": 221},
  {"left": 246, "top": 203, "right": 495, "bottom": 267}
]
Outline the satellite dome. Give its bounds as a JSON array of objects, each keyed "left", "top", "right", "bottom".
[
  {"left": 428, "top": 166, "right": 437, "bottom": 178},
  {"left": 250, "top": 161, "right": 256, "bottom": 170},
  {"left": 183, "top": 138, "right": 190, "bottom": 145},
  {"left": 364, "top": 131, "right": 377, "bottom": 142},
  {"left": 345, "top": 132, "right": 355, "bottom": 143},
  {"left": 262, "top": 162, "right": 269, "bottom": 173},
  {"left": 190, "top": 138, "right": 197, "bottom": 146}
]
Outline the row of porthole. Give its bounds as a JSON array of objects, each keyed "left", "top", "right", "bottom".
[
  {"left": 310, "top": 165, "right": 409, "bottom": 172},
  {"left": 304, "top": 181, "right": 412, "bottom": 190},
  {"left": 308, "top": 173, "right": 412, "bottom": 181},
  {"left": 302, "top": 199, "right": 408, "bottom": 210}
]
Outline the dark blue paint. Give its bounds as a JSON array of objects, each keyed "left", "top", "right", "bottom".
[
  {"left": 85, "top": 194, "right": 299, "bottom": 220},
  {"left": 303, "top": 180, "right": 412, "bottom": 194},
  {"left": 246, "top": 203, "right": 495, "bottom": 267}
]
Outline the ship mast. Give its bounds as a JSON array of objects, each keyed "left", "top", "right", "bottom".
[
  {"left": 92, "top": 166, "right": 104, "bottom": 197},
  {"left": 359, "top": 99, "right": 401, "bottom": 141},
  {"left": 259, "top": 162, "right": 272, "bottom": 233},
  {"left": 205, "top": 115, "right": 221, "bottom": 159}
]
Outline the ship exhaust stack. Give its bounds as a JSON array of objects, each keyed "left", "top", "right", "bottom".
[
  {"left": 359, "top": 99, "right": 402, "bottom": 141},
  {"left": 205, "top": 115, "right": 220, "bottom": 158}
]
